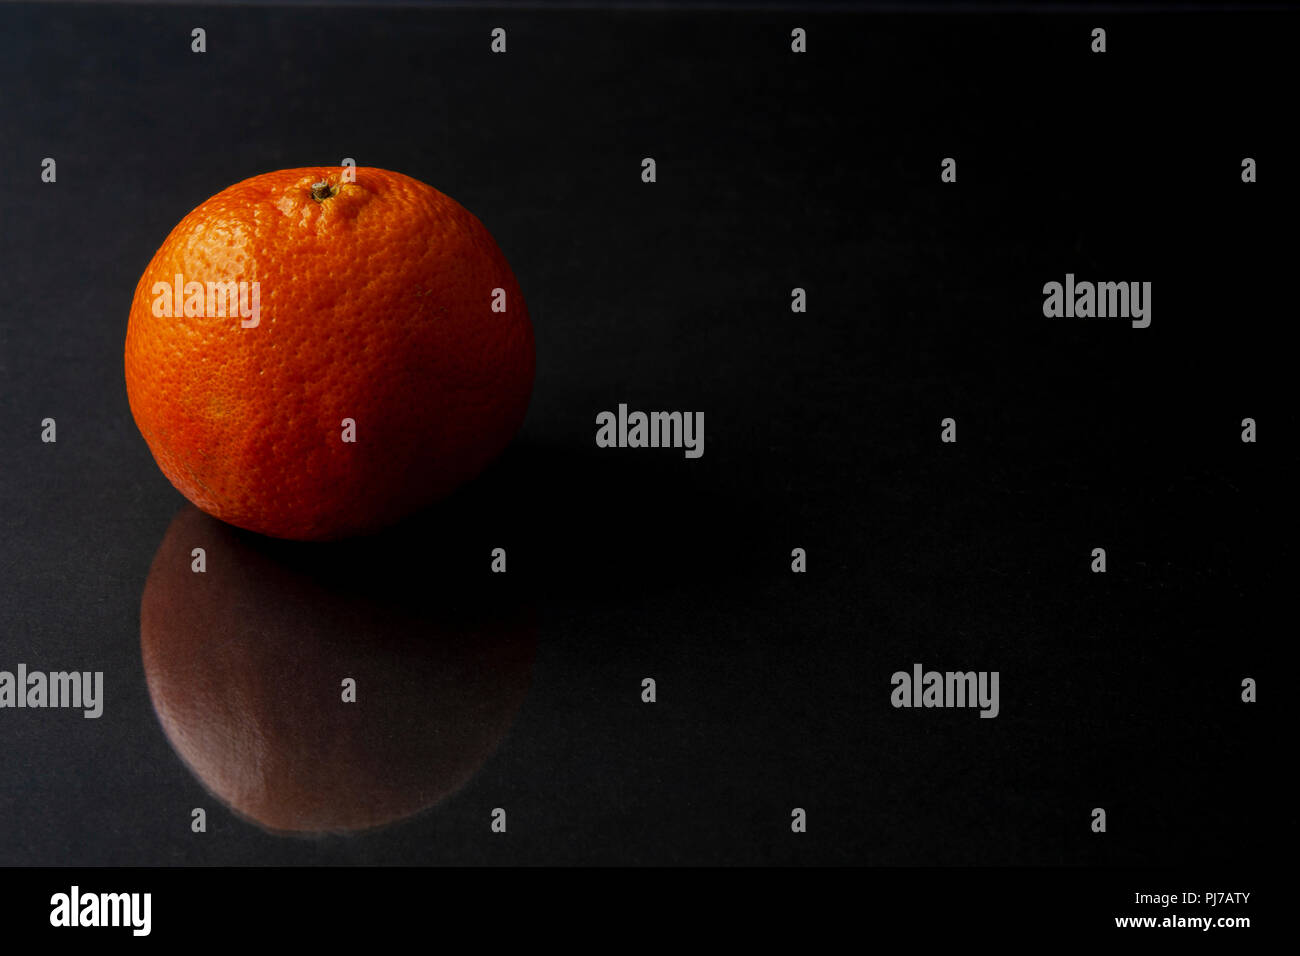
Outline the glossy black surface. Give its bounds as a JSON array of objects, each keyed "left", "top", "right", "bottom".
[{"left": 0, "top": 4, "right": 1286, "bottom": 864}]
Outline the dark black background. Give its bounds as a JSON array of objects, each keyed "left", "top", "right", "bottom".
[{"left": 0, "top": 2, "right": 1287, "bottom": 868}]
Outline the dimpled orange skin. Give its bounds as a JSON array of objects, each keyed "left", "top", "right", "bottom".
[{"left": 125, "top": 167, "right": 535, "bottom": 540}]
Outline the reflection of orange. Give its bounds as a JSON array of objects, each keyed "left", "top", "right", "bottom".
[
  {"left": 141, "top": 505, "right": 536, "bottom": 835},
  {"left": 125, "top": 167, "right": 534, "bottom": 540}
]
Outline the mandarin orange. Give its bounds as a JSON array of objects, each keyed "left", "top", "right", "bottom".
[{"left": 124, "top": 167, "right": 534, "bottom": 540}]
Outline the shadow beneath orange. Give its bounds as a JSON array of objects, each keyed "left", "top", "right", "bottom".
[
  {"left": 140, "top": 504, "right": 536, "bottom": 836},
  {"left": 399, "top": 436, "right": 790, "bottom": 600}
]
